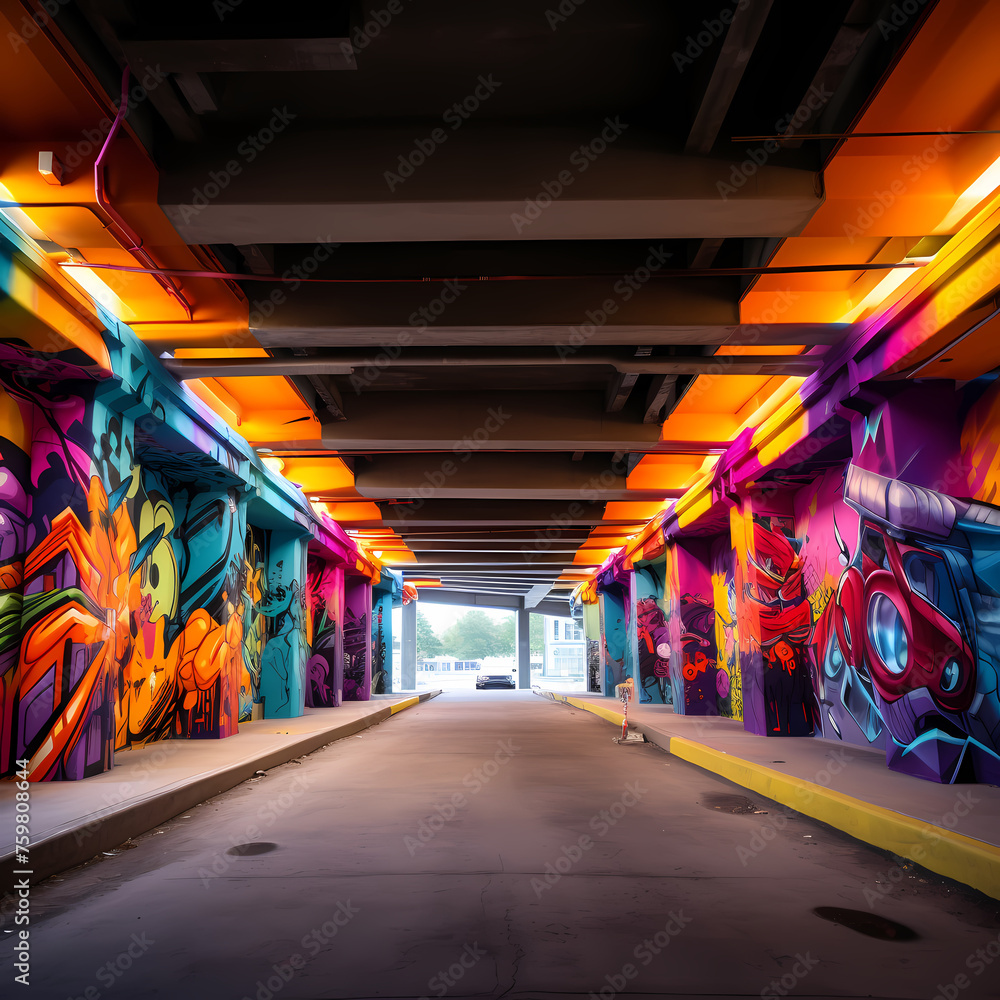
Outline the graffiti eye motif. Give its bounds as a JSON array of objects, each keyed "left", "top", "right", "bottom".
[
  {"left": 868, "top": 594, "right": 909, "bottom": 675},
  {"left": 941, "top": 658, "right": 962, "bottom": 693}
]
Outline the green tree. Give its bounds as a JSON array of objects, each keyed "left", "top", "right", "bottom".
[
  {"left": 494, "top": 613, "right": 545, "bottom": 656},
  {"left": 495, "top": 615, "right": 514, "bottom": 657},
  {"left": 441, "top": 610, "right": 501, "bottom": 660},
  {"left": 416, "top": 610, "right": 443, "bottom": 658},
  {"left": 530, "top": 614, "right": 544, "bottom": 655}
]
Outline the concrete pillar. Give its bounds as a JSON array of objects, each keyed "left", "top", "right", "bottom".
[
  {"left": 401, "top": 599, "right": 416, "bottom": 691},
  {"left": 517, "top": 609, "right": 531, "bottom": 689}
]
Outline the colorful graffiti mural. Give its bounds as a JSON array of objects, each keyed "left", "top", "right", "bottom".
[
  {"left": 0, "top": 337, "right": 370, "bottom": 780},
  {"left": 586, "top": 375, "right": 1000, "bottom": 783},
  {"left": 305, "top": 557, "right": 342, "bottom": 708},
  {"left": 710, "top": 539, "right": 743, "bottom": 721},
  {"left": 0, "top": 360, "right": 256, "bottom": 778},
  {"left": 343, "top": 581, "right": 371, "bottom": 701},
  {"left": 598, "top": 587, "right": 627, "bottom": 694}
]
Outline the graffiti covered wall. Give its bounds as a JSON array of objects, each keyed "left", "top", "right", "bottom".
[
  {"left": 305, "top": 557, "right": 343, "bottom": 708},
  {"left": 0, "top": 359, "right": 257, "bottom": 777},
  {"left": 589, "top": 376, "right": 1000, "bottom": 783},
  {"left": 709, "top": 537, "right": 743, "bottom": 721},
  {"left": 343, "top": 579, "right": 372, "bottom": 701},
  {"left": 0, "top": 331, "right": 375, "bottom": 780},
  {"left": 598, "top": 586, "right": 627, "bottom": 693},
  {"left": 634, "top": 558, "right": 673, "bottom": 705}
]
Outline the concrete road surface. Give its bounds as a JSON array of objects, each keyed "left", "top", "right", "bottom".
[{"left": 2, "top": 691, "right": 998, "bottom": 999}]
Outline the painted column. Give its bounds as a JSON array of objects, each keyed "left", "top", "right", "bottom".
[
  {"left": 583, "top": 602, "right": 601, "bottom": 693},
  {"left": 597, "top": 585, "right": 628, "bottom": 693},
  {"left": 371, "top": 589, "right": 392, "bottom": 694},
  {"left": 305, "top": 558, "right": 343, "bottom": 708},
  {"left": 401, "top": 598, "right": 416, "bottom": 690},
  {"left": 343, "top": 576, "right": 372, "bottom": 700},
  {"left": 673, "top": 540, "right": 722, "bottom": 717},
  {"left": 730, "top": 491, "right": 817, "bottom": 737},
  {"left": 633, "top": 556, "right": 672, "bottom": 705},
  {"left": 259, "top": 531, "right": 308, "bottom": 718}
]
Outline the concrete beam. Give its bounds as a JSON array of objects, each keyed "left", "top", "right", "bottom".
[
  {"left": 246, "top": 277, "right": 742, "bottom": 349},
  {"left": 159, "top": 125, "right": 823, "bottom": 243},
  {"left": 164, "top": 353, "right": 823, "bottom": 379},
  {"left": 375, "top": 498, "right": 632, "bottom": 529},
  {"left": 353, "top": 453, "right": 684, "bottom": 502},
  {"left": 315, "top": 391, "right": 720, "bottom": 453},
  {"left": 685, "top": 0, "right": 776, "bottom": 155},
  {"left": 413, "top": 589, "right": 570, "bottom": 617},
  {"left": 122, "top": 38, "right": 356, "bottom": 73}
]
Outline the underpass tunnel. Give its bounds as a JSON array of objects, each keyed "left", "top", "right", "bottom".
[{"left": 3, "top": 2, "right": 1000, "bottom": 995}]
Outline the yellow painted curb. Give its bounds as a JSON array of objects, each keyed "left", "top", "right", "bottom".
[
  {"left": 540, "top": 691, "right": 1000, "bottom": 900},
  {"left": 561, "top": 694, "right": 626, "bottom": 727},
  {"left": 389, "top": 696, "right": 419, "bottom": 715}
]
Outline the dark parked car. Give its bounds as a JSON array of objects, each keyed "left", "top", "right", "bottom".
[{"left": 476, "top": 672, "right": 515, "bottom": 689}]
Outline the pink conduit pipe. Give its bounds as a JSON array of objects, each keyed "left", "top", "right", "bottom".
[{"left": 94, "top": 67, "right": 193, "bottom": 320}]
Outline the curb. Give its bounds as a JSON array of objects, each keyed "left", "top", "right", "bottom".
[
  {"left": 2, "top": 691, "right": 440, "bottom": 886},
  {"left": 537, "top": 690, "right": 1000, "bottom": 901}
]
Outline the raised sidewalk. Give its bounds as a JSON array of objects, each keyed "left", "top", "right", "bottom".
[
  {"left": 1, "top": 691, "right": 440, "bottom": 886},
  {"left": 537, "top": 689, "right": 1000, "bottom": 901}
]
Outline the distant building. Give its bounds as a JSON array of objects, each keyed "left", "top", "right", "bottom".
[{"left": 417, "top": 656, "right": 483, "bottom": 672}]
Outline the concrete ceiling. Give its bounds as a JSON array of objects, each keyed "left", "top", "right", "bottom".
[{"left": 61, "top": 0, "right": 924, "bottom": 604}]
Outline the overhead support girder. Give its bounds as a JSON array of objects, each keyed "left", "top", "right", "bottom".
[
  {"left": 163, "top": 352, "right": 822, "bottom": 379},
  {"left": 158, "top": 126, "right": 824, "bottom": 244},
  {"left": 413, "top": 590, "right": 570, "bottom": 616},
  {"left": 352, "top": 453, "right": 684, "bottom": 502},
  {"left": 375, "top": 497, "right": 632, "bottom": 529},
  {"left": 685, "top": 0, "right": 776, "bottom": 155},
  {"left": 121, "top": 38, "right": 357, "bottom": 73},
  {"left": 306, "top": 391, "right": 729, "bottom": 453}
]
